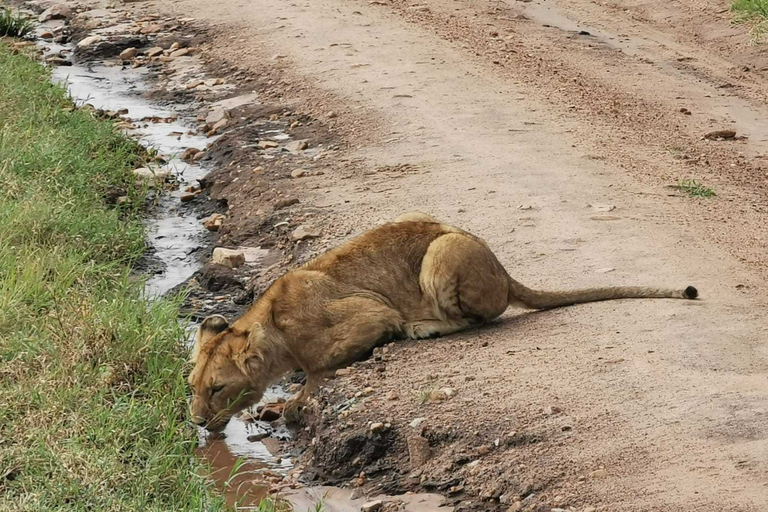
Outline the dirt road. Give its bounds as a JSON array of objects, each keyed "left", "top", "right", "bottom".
[{"left": 150, "top": 0, "right": 767, "bottom": 509}]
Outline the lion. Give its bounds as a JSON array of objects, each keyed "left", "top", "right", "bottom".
[{"left": 188, "top": 212, "right": 697, "bottom": 430}]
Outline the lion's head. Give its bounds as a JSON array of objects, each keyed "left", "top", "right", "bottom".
[{"left": 187, "top": 315, "right": 267, "bottom": 432}]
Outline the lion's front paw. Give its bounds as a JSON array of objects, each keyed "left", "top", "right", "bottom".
[{"left": 282, "top": 397, "right": 306, "bottom": 425}]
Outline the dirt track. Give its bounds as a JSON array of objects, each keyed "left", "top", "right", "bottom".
[{"left": 148, "top": 0, "right": 767, "bottom": 509}]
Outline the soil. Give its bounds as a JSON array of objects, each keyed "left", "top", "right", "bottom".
[{"left": 21, "top": 0, "right": 768, "bottom": 510}]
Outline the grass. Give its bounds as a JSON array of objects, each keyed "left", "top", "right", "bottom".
[
  {"left": 731, "top": 0, "right": 768, "bottom": 43},
  {"left": 0, "top": 7, "right": 34, "bottom": 38},
  {"left": 0, "top": 43, "right": 227, "bottom": 510},
  {"left": 671, "top": 178, "right": 716, "bottom": 198}
]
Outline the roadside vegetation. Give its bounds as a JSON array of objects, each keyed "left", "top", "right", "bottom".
[
  {"left": 0, "top": 7, "right": 34, "bottom": 38},
  {"left": 671, "top": 178, "right": 716, "bottom": 198},
  {"left": 0, "top": 43, "right": 227, "bottom": 510},
  {"left": 731, "top": 0, "right": 768, "bottom": 43}
]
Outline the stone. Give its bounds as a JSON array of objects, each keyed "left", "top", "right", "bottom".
[
  {"left": 258, "top": 140, "right": 279, "bottom": 149},
  {"left": 210, "top": 118, "right": 228, "bottom": 134},
  {"left": 203, "top": 213, "right": 225, "bottom": 231},
  {"left": 40, "top": 31, "right": 54, "bottom": 39},
  {"left": 407, "top": 435, "right": 431, "bottom": 468},
  {"left": 77, "top": 35, "right": 104, "bottom": 49},
  {"left": 169, "top": 47, "right": 192, "bottom": 58},
  {"left": 439, "top": 387, "right": 456, "bottom": 398},
  {"left": 298, "top": 140, "right": 309, "bottom": 150},
  {"left": 45, "top": 56, "right": 71, "bottom": 66},
  {"left": 273, "top": 197, "right": 299, "bottom": 210},
  {"left": 292, "top": 225, "right": 322, "bottom": 241},
  {"left": 507, "top": 502, "right": 522, "bottom": 512},
  {"left": 592, "top": 204, "right": 615, "bottom": 212},
  {"left": 180, "top": 192, "right": 197, "bottom": 203},
  {"left": 370, "top": 422, "right": 385, "bottom": 433},
  {"left": 259, "top": 403, "right": 284, "bottom": 421},
  {"left": 583, "top": 508, "right": 596, "bottom": 512},
  {"left": 703, "top": 129, "right": 736, "bottom": 140},
  {"left": 205, "top": 107, "right": 229, "bottom": 127},
  {"left": 39, "top": 4, "right": 73, "bottom": 22},
  {"left": 133, "top": 167, "right": 169, "bottom": 182},
  {"left": 363, "top": 387, "right": 375, "bottom": 396},
  {"left": 119, "top": 47, "right": 137, "bottom": 61},
  {"left": 361, "top": 500, "right": 383, "bottom": 512},
  {"left": 180, "top": 147, "right": 201, "bottom": 162},
  {"left": 386, "top": 391, "right": 399, "bottom": 400},
  {"left": 409, "top": 417, "right": 425, "bottom": 429},
  {"left": 212, "top": 248, "right": 246, "bottom": 268},
  {"left": 247, "top": 432, "right": 269, "bottom": 442},
  {"left": 590, "top": 469, "right": 608, "bottom": 479},
  {"left": 139, "top": 24, "right": 163, "bottom": 35},
  {"left": 290, "top": 169, "right": 307, "bottom": 178},
  {"left": 146, "top": 46, "right": 164, "bottom": 57},
  {"left": 327, "top": 111, "right": 338, "bottom": 118},
  {"left": 335, "top": 368, "right": 351, "bottom": 377}
]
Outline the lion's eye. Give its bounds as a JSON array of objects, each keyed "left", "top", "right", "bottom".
[{"left": 211, "top": 384, "right": 225, "bottom": 395}]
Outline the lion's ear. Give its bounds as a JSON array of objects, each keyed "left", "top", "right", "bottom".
[
  {"left": 191, "top": 315, "right": 229, "bottom": 363},
  {"left": 233, "top": 322, "right": 265, "bottom": 377}
]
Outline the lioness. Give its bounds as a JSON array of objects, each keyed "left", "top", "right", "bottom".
[{"left": 189, "top": 212, "right": 697, "bottom": 430}]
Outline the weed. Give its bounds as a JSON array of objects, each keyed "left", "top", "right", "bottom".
[
  {"left": 0, "top": 43, "right": 225, "bottom": 509},
  {"left": 671, "top": 178, "right": 716, "bottom": 198},
  {"left": 731, "top": 0, "right": 768, "bottom": 43},
  {"left": 0, "top": 7, "right": 34, "bottom": 38}
]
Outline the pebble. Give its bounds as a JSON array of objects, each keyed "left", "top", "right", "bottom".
[
  {"left": 363, "top": 387, "right": 375, "bottom": 396},
  {"left": 212, "top": 248, "right": 246, "bottom": 268},
  {"left": 590, "top": 469, "right": 608, "bottom": 479},
  {"left": 335, "top": 368, "right": 352, "bottom": 376},
  {"left": 146, "top": 46, "right": 164, "bottom": 57},
  {"left": 258, "top": 140, "right": 279, "bottom": 149},
  {"left": 327, "top": 110, "right": 338, "bottom": 118},
  {"left": 361, "top": 500, "right": 383, "bottom": 512},
  {"left": 386, "top": 391, "right": 399, "bottom": 400},
  {"left": 247, "top": 432, "right": 269, "bottom": 442},
  {"left": 169, "top": 48, "right": 192, "bottom": 58},
  {"left": 407, "top": 435, "right": 431, "bottom": 468},
  {"left": 583, "top": 508, "right": 596, "bottom": 512},
  {"left": 370, "top": 422, "right": 385, "bottom": 433},
  {"left": 180, "top": 192, "right": 197, "bottom": 202},
  {"left": 292, "top": 224, "right": 322, "bottom": 241},
  {"left": 439, "top": 387, "right": 456, "bottom": 399},
  {"left": 274, "top": 197, "right": 299, "bottom": 209},
  {"left": 40, "top": 31, "right": 54, "bottom": 39},
  {"left": 409, "top": 417, "right": 425, "bottom": 429},
  {"left": 703, "top": 129, "right": 736, "bottom": 140},
  {"left": 77, "top": 35, "right": 104, "bottom": 48},
  {"left": 290, "top": 169, "right": 307, "bottom": 178},
  {"left": 119, "top": 47, "right": 137, "bottom": 61},
  {"left": 180, "top": 147, "right": 201, "bottom": 162},
  {"left": 39, "top": 4, "right": 73, "bottom": 22},
  {"left": 203, "top": 213, "right": 225, "bottom": 231},
  {"left": 507, "top": 502, "right": 523, "bottom": 512}
]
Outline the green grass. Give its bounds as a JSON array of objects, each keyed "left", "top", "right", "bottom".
[
  {"left": 0, "top": 7, "right": 34, "bottom": 38},
  {"left": 0, "top": 43, "right": 227, "bottom": 510},
  {"left": 671, "top": 178, "right": 716, "bottom": 198},
  {"left": 731, "top": 0, "right": 768, "bottom": 43}
]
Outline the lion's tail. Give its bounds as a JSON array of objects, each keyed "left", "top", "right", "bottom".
[{"left": 507, "top": 276, "right": 698, "bottom": 310}]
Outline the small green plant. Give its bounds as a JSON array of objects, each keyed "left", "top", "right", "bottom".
[
  {"left": 0, "top": 7, "right": 34, "bottom": 38},
  {"left": 672, "top": 178, "right": 716, "bottom": 198},
  {"left": 414, "top": 386, "right": 438, "bottom": 405},
  {"left": 731, "top": 0, "right": 768, "bottom": 43},
  {"left": 257, "top": 496, "right": 294, "bottom": 512}
]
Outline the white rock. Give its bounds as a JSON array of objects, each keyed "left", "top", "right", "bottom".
[
  {"left": 119, "top": 47, "right": 137, "bottom": 61},
  {"left": 361, "top": 500, "right": 383, "bottom": 512},
  {"left": 77, "top": 35, "right": 104, "bottom": 48},
  {"left": 39, "top": 4, "right": 73, "bottom": 22},
  {"left": 292, "top": 225, "right": 321, "bottom": 241},
  {"left": 290, "top": 169, "right": 307, "bottom": 178},
  {"left": 212, "top": 248, "right": 246, "bottom": 268},
  {"left": 409, "top": 417, "right": 426, "bottom": 429}
]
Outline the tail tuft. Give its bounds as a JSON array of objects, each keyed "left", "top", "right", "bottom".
[{"left": 684, "top": 286, "right": 698, "bottom": 299}]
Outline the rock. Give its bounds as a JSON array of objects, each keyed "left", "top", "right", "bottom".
[
  {"left": 583, "top": 508, "right": 596, "bottom": 512},
  {"left": 170, "top": 42, "right": 181, "bottom": 51},
  {"left": 186, "top": 80, "right": 204, "bottom": 89},
  {"left": 180, "top": 147, "right": 201, "bottom": 162},
  {"left": 507, "top": 502, "right": 523, "bottom": 512},
  {"left": 203, "top": 213, "right": 225, "bottom": 231},
  {"left": 288, "top": 383, "right": 303, "bottom": 393},
  {"left": 407, "top": 435, "right": 431, "bottom": 468},
  {"left": 290, "top": 169, "right": 307, "bottom": 178},
  {"left": 180, "top": 192, "right": 197, "bottom": 203},
  {"left": 259, "top": 403, "right": 284, "bottom": 422},
  {"left": 361, "top": 500, "right": 383, "bottom": 512},
  {"left": 273, "top": 197, "right": 299, "bottom": 210},
  {"left": 370, "top": 422, "right": 386, "bottom": 433},
  {"left": 258, "top": 140, "right": 279, "bottom": 149},
  {"left": 590, "top": 469, "right": 608, "bottom": 479},
  {"left": 363, "top": 387, "right": 375, "bottom": 396},
  {"left": 209, "top": 118, "right": 228, "bottom": 134},
  {"left": 292, "top": 225, "right": 322, "bottom": 241},
  {"left": 39, "top": 4, "right": 73, "bottom": 22},
  {"left": 335, "top": 368, "right": 351, "bottom": 377},
  {"left": 45, "top": 56, "right": 71, "bottom": 66},
  {"left": 386, "top": 391, "right": 399, "bottom": 400},
  {"left": 703, "top": 129, "right": 736, "bottom": 140},
  {"left": 679, "top": 107, "right": 692, "bottom": 115},
  {"left": 205, "top": 107, "right": 229, "bottom": 127},
  {"left": 409, "top": 417, "right": 425, "bottom": 429},
  {"left": 146, "top": 46, "right": 164, "bottom": 57},
  {"left": 592, "top": 204, "right": 615, "bottom": 212},
  {"left": 53, "top": 35, "right": 69, "bottom": 44},
  {"left": 439, "top": 387, "right": 456, "bottom": 398},
  {"left": 212, "top": 248, "right": 246, "bottom": 268},
  {"left": 247, "top": 432, "right": 269, "bottom": 442},
  {"left": 119, "top": 47, "right": 137, "bottom": 61},
  {"left": 133, "top": 167, "right": 169, "bottom": 182},
  {"left": 544, "top": 405, "right": 562, "bottom": 415},
  {"left": 77, "top": 35, "right": 104, "bottom": 49},
  {"left": 40, "top": 31, "right": 54, "bottom": 39},
  {"left": 139, "top": 23, "right": 163, "bottom": 35},
  {"left": 169, "top": 47, "right": 192, "bottom": 58}
]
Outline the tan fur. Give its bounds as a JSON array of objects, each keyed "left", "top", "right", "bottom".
[{"left": 188, "top": 212, "right": 697, "bottom": 429}]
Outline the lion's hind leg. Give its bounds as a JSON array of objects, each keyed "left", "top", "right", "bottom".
[{"left": 407, "top": 233, "right": 509, "bottom": 340}]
